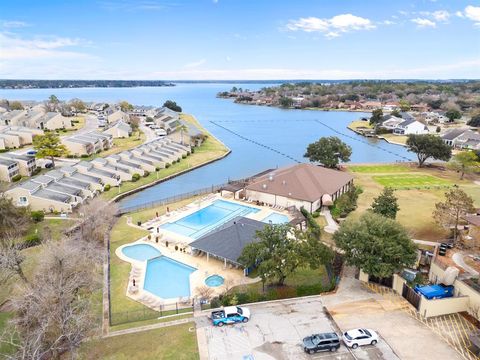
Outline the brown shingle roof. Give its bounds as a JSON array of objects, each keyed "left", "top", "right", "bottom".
[{"left": 245, "top": 163, "right": 353, "bottom": 203}]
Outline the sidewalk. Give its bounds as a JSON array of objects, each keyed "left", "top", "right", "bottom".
[{"left": 320, "top": 208, "right": 339, "bottom": 234}]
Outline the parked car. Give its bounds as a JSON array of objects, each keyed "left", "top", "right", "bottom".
[
  {"left": 155, "top": 129, "right": 167, "bottom": 136},
  {"left": 342, "top": 328, "right": 378, "bottom": 348},
  {"left": 211, "top": 306, "right": 250, "bottom": 327},
  {"left": 26, "top": 150, "right": 37, "bottom": 156},
  {"left": 44, "top": 162, "right": 54, "bottom": 169},
  {"left": 303, "top": 332, "right": 340, "bottom": 354}
]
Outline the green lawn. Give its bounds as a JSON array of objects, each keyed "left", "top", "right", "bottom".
[
  {"left": 109, "top": 217, "right": 150, "bottom": 317},
  {"left": 348, "top": 164, "right": 410, "bottom": 173},
  {"left": 372, "top": 174, "right": 452, "bottom": 189},
  {"left": 0, "top": 312, "right": 16, "bottom": 356},
  {"left": 79, "top": 322, "right": 199, "bottom": 360},
  {"left": 234, "top": 266, "right": 330, "bottom": 294}
]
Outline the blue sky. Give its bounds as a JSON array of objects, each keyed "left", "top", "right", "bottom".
[{"left": 0, "top": 0, "right": 479, "bottom": 79}]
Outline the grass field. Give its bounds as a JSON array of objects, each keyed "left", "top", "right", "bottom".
[
  {"left": 79, "top": 322, "right": 199, "bottom": 360},
  {"left": 349, "top": 164, "right": 479, "bottom": 240},
  {"left": 109, "top": 217, "right": 150, "bottom": 316},
  {"left": 348, "top": 164, "right": 410, "bottom": 173},
  {"left": 372, "top": 174, "right": 452, "bottom": 189}
]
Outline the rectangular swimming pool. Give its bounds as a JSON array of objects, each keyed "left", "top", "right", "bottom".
[{"left": 161, "top": 199, "right": 260, "bottom": 239}]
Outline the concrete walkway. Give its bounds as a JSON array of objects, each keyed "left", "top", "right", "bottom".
[
  {"left": 320, "top": 208, "right": 339, "bottom": 234},
  {"left": 104, "top": 317, "right": 194, "bottom": 338},
  {"left": 452, "top": 252, "right": 479, "bottom": 276}
]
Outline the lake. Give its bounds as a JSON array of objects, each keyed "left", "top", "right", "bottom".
[{"left": 0, "top": 83, "right": 413, "bottom": 208}]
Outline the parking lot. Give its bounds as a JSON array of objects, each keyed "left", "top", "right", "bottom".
[{"left": 196, "top": 297, "right": 399, "bottom": 360}]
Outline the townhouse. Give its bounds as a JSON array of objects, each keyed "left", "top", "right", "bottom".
[
  {"left": 0, "top": 153, "right": 37, "bottom": 177},
  {"left": 103, "top": 120, "right": 132, "bottom": 138},
  {"left": 0, "top": 158, "right": 20, "bottom": 182},
  {"left": 442, "top": 129, "right": 480, "bottom": 150}
]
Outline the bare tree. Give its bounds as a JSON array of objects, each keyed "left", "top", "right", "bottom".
[
  {"left": 195, "top": 285, "right": 214, "bottom": 303},
  {"left": 2, "top": 236, "right": 102, "bottom": 359},
  {"left": 0, "top": 192, "right": 31, "bottom": 241},
  {"left": 0, "top": 235, "right": 28, "bottom": 284},
  {"left": 78, "top": 198, "right": 118, "bottom": 244}
]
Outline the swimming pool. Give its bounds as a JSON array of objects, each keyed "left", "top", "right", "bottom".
[
  {"left": 122, "top": 243, "right": 161, "bottom": 261},
  {"left": 262, "top": 212, "right": 290, "bottom": 224},
  {"left": 161, "top": 199, "right": 260, "bottom": 239},
  {"left": 144, "top": 257, "right": 197, "bottom": 299}
]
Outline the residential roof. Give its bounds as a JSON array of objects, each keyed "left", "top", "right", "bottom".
[
  {"left": 46, "top": 183, "right": 82, "bottom": 196},
  {"left": 34, "top": 188, "right": 71, "bottom": 203},
  {"left": 441, "top": 129, "right": 466, "bottom": 140},
  {"left": 44, "top": 170, "right": 65, "bottom": 181},
  {"left": 71, "top": 172, "right": 102, "bottom": 184},
  {"left": 18, "top": 180, "right": 41, "bottom": 191},
  {"left": 245, "top": 163, "right": 354, "bottom": 202},
  {"left": 58, "top": 177, "right": 90, "bottom": 189},
  {"left": 465, "top": 215, "right": 480, "bottom": 227},
  {"left": 0, "top": 158, "right": 17, "bottom": 167},
  {"left": 189, "top": 217, "right": 266, "bottom": 264},
  {"left": 32, "top": 175, "right": 54, "bottom": 185}
]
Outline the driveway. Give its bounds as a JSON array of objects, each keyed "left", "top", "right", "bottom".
[{"left": 195, "top": 297, "right": 399, "bottom": 360}]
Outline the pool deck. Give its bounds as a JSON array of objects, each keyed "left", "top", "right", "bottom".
[
  {"left": 116, "top": 238, "right": 258, "bottom": 310},
  {"left": 140, "top": 193, "right": 291, "bottom": 246},
  {"left": 116, "top": 194, "right": 291, "bottom": 311}
]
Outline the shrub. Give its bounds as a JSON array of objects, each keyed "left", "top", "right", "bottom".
[
  {"left": 66, "top": 154, "right": 75, "bottom": 159},
  {"left": 312, "top": 211, "right": 320, "bottom": 218},
  {"left": 131, "top": 173, "right": 141, "bottom": 182},
  {"left": 330, "top": 185, "right": 363, "bottom": 220},
  {"left": 52, "top": 210, "right": 60, "bottom": 215},
  {"left": 11, "top": 174, "right": 22, "bottom": 182},
  {"left": 300, "top": 207, "right": 322, "bottom": 237},
  {"left": 182, "top": 154, "right": 187, "bottom": 159},
  {"left": 191, "top": 148, "right": 195, "bottom": 154},
  {"left": 32, "top": 167, "right": 41, "bottom": 175},
  {"left": 165, "top": 163, "right": 171, "bottom": 168},
  {"left": 275, "top": 286, "right": 297, "bottom": 299},
  {"left": 155, "top": 167, "right": 160, "bottom": 171},
  {"left": 81, "top": 154, "right": 89, "bottom": 158},
  {"left": 104, "top": 184, "right": 111, "bottom": 191},
  {"left": 210, "top": 297, "right": 221, "bottom": 309},
  {"left": 187, "top": 151, "right": 191, "bottom": 156},
  {"left": 96, "top": 149, "right": 101, "bottom": 154},
  {"left": 31, "top": 211, "right": 45, "bottom": 222},
  {"left": 296, "top": 283, "right": 324, "bottom": 297},
  {"left": 143, "top": 170, "right": 150, "bottom": 177},
  {"left": 23, "top": 233, "right": 41, "bottom": 248},
  {"left": 436, "top": 126, "right": 441, "bottom": 133}
]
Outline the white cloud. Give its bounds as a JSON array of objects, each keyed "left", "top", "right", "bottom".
[
  {"left": 465, "top": 5, "right": 480, "bottom": 23},
  {"left": 431, "top": 10, "right": 450, "bottom": 22},
  {"left": 456, "top": 11, "right": 464, "bottom": 18},
  {"left": 1, "top": 20, "right": 30, "bottom": 28},
  {"left": 183, "top": 59, "right": 206, "bottom": 68},
  {"left": 411, "top": 18, "right": 436, "bottom": 28},
  {"left": 382, "top": 20, "right": 396, "bottom": 25},
  {"left": 286, "top": 13, "right": 375, "bottom": 38},
  {"left": 0, "top": 32, "right": 91, "bottom": 60}
]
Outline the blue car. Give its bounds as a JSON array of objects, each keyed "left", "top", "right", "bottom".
[{"left": 211, "top": 306, "right": 250, "bottom": 327}]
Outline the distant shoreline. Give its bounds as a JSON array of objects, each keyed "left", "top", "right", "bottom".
[{"left": 0, "top": 80, "right": 175, "bottom": 90}]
